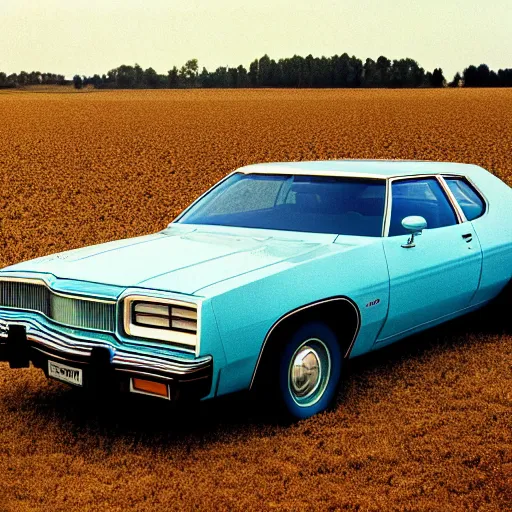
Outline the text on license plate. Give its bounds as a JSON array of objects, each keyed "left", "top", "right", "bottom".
[{"left": 48, "top": 360, "right": 83, "bottom": 386}]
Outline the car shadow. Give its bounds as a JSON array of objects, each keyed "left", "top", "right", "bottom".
[
  {"left": 344, "top": 299, "right": 510, "bottom": 378},
  {"left": 2, "top": 300, "right": 509, "bottom": 449}
]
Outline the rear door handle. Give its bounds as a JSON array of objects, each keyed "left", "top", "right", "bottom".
[{"left": 462, "top": 233, "right": 473, "bottom": 243}]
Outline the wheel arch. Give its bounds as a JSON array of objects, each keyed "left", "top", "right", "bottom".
[{"left": 249, "top": 296, "right": 361, "bottom": 390}]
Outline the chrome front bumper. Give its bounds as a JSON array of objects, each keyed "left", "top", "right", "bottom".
[
  {"left": 0, "top": 317, "right": 213, "bottom": 400},
  {"left": 0, "top": 319, "right": 7, "bottom": 339}
]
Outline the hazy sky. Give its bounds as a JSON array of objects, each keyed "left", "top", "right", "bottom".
[{"left": 2, "top": 0, "right": 511, "bottom": 80}]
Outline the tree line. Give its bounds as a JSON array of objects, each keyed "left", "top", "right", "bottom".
[
  {"left": 0, "top": 71, "right": 65, "bottom": 88},
  {"left": 2, "top": 55, "right": 511, "bottom": 90}
]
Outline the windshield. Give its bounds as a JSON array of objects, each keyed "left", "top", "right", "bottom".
[{"left": 177, "top": 173, "right": 386, "bottom": 236}]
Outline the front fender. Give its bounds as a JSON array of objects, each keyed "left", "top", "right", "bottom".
[{"left": 209, "top": 241, "right": 389, "bottom": 396}]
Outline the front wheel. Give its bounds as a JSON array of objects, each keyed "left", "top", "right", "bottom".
[{"left": 277, "top": 321, "right": 342, "bottom": 420}]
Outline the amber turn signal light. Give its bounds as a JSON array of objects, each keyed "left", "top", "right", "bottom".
[{"left": 131, "top": 378, "right": 169, "bottom": 399}]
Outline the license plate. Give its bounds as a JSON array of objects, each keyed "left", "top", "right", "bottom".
[{"left": 48, "top": 360, "right": 83, "bottom": 387}]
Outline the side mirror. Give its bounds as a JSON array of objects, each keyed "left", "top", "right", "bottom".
[{"left": 401, "top": 216, "right": 427, "bottom": 248}]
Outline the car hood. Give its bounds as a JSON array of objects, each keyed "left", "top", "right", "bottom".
[{"left": 2, "top": 225, "right": 354, "bottom": 296}]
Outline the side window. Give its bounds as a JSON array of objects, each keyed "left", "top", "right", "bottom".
[
  {"left": 389, "top": 178, "right": 458, "bottom": 236},
  {"left": 445, "top": 177, "right": 485, "bottom": 221}
]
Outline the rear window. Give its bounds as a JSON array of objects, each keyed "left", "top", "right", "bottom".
[{"left": 445, "top": 178, "right": 485, "bottom": 221}]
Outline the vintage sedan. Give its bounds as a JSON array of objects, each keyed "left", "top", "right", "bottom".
[{"left": 0, "top": 160, "right": 511, "bottom": 419}]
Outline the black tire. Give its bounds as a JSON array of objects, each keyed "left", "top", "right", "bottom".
[{"left": 275, "top": 321, "right": 342, "bottom": 420}]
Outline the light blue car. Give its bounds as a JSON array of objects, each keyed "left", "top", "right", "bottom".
[{"left": 1, "top": 160, "right": 511, "bottom": 419}]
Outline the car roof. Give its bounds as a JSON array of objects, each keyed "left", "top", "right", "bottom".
[{"left": 237, "top": 160, "right": 485, "bottom": 179}]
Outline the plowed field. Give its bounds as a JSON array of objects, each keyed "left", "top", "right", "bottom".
[{"left": 0, "top": 88, "right": 511, "bottom": 511}]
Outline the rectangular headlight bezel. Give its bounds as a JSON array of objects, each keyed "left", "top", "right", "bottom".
[{"left": 123, "top": 295, "right": 199, "bottom": 353}]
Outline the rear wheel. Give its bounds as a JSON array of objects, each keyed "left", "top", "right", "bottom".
[{"left": 277, "top": 321, "right": 342, "bottom": 420}]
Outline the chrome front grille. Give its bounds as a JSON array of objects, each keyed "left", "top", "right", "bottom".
[
  {"left": 0, "top": 280, "right": 51, "bottom": 315},
  {"left": 50, "top": 294, "right": 116, "bottom": 332},
  {"left": 0, "top": 279, "right": 116, "bottom": 332}
]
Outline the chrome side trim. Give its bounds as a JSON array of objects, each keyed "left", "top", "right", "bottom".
[
  {"left": 111, "top": 352, "right": 208, "bottom": 376},
  {"left": 437, "top": 175, "right": 466, "bottom": 223},
  {"left": 382, "top": 177, "right": 392, "bottom": 237},
  {"left": 249, "top": 296, "right": 361, "bottom": 390},
  {"left": 238, "top": 168, "right": 387, "bottom": 179}
]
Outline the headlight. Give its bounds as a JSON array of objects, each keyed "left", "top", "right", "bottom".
[{"left": 123, "top": 295, "right": 198, "bottom": 351}]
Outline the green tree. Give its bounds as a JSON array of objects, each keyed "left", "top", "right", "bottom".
[
  {"left": 198, "top": 67, "right": 211, "bottom": 87},
  {"left": 430, "top": 68, "right": 445, "bottom": 87},
  {"left": 258, "top": 54, "right": 271, "bottom": 86},
  {"left": 497, "top": 68, "right": 512, "bottom": 86},
  {"left": 304, "top": 54, "right": 317, "bottom": 87},
  {"left": 389, "top": 58, "right": 424, "bottom": 87},
  {"left": 349, "top": 56, "right": 364, "bottom": 86},
  {"left": 448, "top": 72, "right": 462, "bottom": 87},
  {"left": 143, "top": 67, "right": 159, "bottom": 87},
  {"left": 178, "top": 65, "right": 187, "bottom": 85},
  {"left": 91, "top": 74, "right": 103, "bottom": 88},
  {"left": 115, "top": 65, "right": 136, "bottom": 88},
  {"left": 288, "top": 55, "right": 305, "bottom": 87},
  {"left": 476, "top": 64, "right": 490, "bottom": 86},
  {"left": 73, "top": 75, "right": 83, "bottom": 89},
  {"left": 28, "top": 71, "right": 41, "bottom": 84},
  {"left": 363, "top": 58, "right": 377, "bottom": 86},
  {"left": 236, "top": 65, "right": 248, "bottom": 87},
  {"left": 134, "top": 63, "right": 144, "bottom": 87},
  {"left": 463, "top": 65, "right": 478, "bottom": 86},
  {"left": 316, "top": 56, "right": 331, "bottom": 87},
  {"left": 168, "top": 66, "right": 179, "bottom": 88},
  {"left": 184, "top": 59, "right": 199, "bottom": 86},
  {"left": 6, "top": 73, "right": 17, "bottom": 87},
  {"left": 375, "top": 56, "right": 391, "bottom": 86},
  {"left": 248, "top": 59, "right": 258, "bottom": 86},
  {"left": 17, "top": 71, "right": 28, "bottom": 86}
]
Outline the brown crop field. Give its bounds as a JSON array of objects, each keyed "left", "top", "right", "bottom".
[{"left": 0, "top": 88, "right": 511, "bottom": 512}]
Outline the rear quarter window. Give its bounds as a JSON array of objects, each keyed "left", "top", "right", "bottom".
[{"left": 445, "top": 177, "right": 485, "bottom": 221}]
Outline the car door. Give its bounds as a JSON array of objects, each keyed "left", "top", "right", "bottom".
[{"left": 377, "top": 176, "right": 482, "bottom": 342}]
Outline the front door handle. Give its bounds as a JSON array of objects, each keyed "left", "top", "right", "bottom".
[{"left": 462, "top": 233, "right": 473, "bottom": 243}]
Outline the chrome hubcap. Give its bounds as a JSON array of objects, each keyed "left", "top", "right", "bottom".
[
  {"left": 290, "top": 347, "right": 321, "bottom": 397},
  {"left": 288, "top": 339, "right": 331, "bottom": 407}
]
